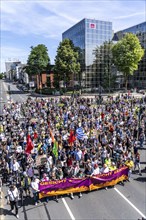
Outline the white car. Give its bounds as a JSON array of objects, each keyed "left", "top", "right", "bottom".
[{"left": 138, "top": 90, "right": 145, "bottom": 95}]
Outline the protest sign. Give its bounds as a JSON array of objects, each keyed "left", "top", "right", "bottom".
[{"left": 35, "top": 155, "right": 47, "bottom": 167}]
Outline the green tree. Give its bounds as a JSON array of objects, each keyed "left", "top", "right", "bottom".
[
  {"left": 112, "top": 33, "right": 144, "bottom": 90},
  {"left": 93, "top": 41, "right": 116, "bottom": 92},
  {"left": 54, "top": 39, "right": 80, "bottom": 88},
  {"left": 26, "top": 44, "right": 50, "bottom": 77},
  {"left": 0, "top": 72, "right": 5, "bottom": 79}
]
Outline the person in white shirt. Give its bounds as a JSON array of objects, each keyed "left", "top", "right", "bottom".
[
  {"left": 100, "top": 163, "right": 109, "bottom": 174},
  {"left": 12, "top": 159, "right": 20, "bottom": 176},
  {"left": 48, "top": 154, "right": 53, "bottom": 168},
  {"left": 31, "top": 177, "right": 40, "bottom": 205},
  {"left": 16, "top": 145, "right": 22, "bottom": 153},
  {"left": 7, "top": 185, "right": 19, "bottom": 219},
  {"left": 92, "top": 164, "right": 100, "bottom": 175}
]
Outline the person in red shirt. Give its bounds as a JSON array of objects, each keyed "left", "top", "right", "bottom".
[{"left": 67, "top": 155, "right": 73, "bottom": 167}]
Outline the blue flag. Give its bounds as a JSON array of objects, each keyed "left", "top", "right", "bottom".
[{"left": 76, "top": 127, "right": 85, "bottom": 140}]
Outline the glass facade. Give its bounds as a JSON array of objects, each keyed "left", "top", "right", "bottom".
[
  {"left": 115, "top": 22, "right": 146, "bottom": 89},
  {"left": 62, "top": 18, "right": 113, "bottom": 88}
]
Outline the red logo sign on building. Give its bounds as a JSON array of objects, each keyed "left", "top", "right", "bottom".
[{"left": 90, "top": 23, "right": 96, "bottom": 29}]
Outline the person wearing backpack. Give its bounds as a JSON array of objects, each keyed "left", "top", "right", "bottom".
[{"left": 21, "top": 172, "right": 31, "bottom": 197}]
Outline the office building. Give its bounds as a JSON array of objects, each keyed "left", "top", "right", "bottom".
[
  {"left": 62, "top": 18, "right": 113, "bottom": 88},
  {"left": 114, "top": 22, "right": 146, "bottom": 88},
  {"left": 5, "top": 61, "right": 21, "bottom": 80}
]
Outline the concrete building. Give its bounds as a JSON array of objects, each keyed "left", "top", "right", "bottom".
[{"left": 5, "top": 61, "right": 21, "bottom": 80}]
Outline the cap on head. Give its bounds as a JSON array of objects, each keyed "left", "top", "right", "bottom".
[
  {"left": 10, "top": 184, "right": 15, "bottom": 189},
  {"left": 23, "top": 171, "right": 27, "bottom": 176},
  {"left": 94, "top": 164, "right": 98, "bottom": 168}
]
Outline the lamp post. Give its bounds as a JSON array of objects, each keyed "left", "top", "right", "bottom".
[
  {"left": 108, "top": 54, "right": 111, "bottom": 94},
  {"left": 38, "top": 71, "right": 42, "bottom": 95},
  {"left": 138, "top": 98, "right": 143, "bottom": 139},
  {"left": 99, "top": 61, "right": 102, "bottom": 105},
  {"left": 63, "top": 73, "right": 66, "bottom": 93},
  {"left": 33, "top": 62, "right": 42, "bottom": 95}
]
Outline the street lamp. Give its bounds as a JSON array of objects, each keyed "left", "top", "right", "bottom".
[
  {"left": 38, "top": 71, "right": 42, "bottom": 95},
  {"left": 108, "top": 55, "right": 111, "bottom": 94},
  {"left": 32, "top": 61, "right": 42, "bottom": 95},
  {"left": 99, "top": 60, "right": 102, "bottom": 105},
  {"left": 138, "top": 98, "right": 143, "bottom": 139}
]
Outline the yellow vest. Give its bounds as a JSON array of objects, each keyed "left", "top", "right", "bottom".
[
  {"left": 125, "top": 160, "right": 134, "bottom": 169},
  {"left": 0, "top": 125, "right": 3, "bottom": 133},
  {"left": 109, "top": 165, "right": 117, "bottom": 171},
  {"left": 21, "top": 177, "right": 31, "bottom": 187},
  {"left": 105, "top": 158, "right": 111, "bottom": 167}
]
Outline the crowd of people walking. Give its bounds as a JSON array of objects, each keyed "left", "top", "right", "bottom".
[{"left": 0, "top": 93, "right": 145, "bottom": 218}]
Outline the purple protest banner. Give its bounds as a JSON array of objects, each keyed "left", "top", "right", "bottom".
[{"left": 39, "top": 166, "right": 129, "bottom": 198}]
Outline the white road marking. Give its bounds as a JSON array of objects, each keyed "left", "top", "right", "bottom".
[
  {"left": 114, "top": 188, "right": 146, "bottom": 218},
  {"left": 62, "top": 198, "right": 76, "bottom": 220},
  {"left": 0, "top": 192, "right": 5, "bottom": 220},
  {"left": 2, "top": 81, "right": 11, "bottom": 102}
]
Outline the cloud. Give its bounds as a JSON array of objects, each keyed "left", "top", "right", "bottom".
[
  {"left": 0, "top": 46, "right": 30, "bottom": 72},
  {"left": 1, "top": 0, "right": 145, "bottom": 36},
  {"left": 113, "top": 12, "right": 145, "bottom": 20},
  {"left": 1, "top": 0, "right": 145, "bottom": 72},
  {"left": 1, "top": 1, "right": 77, "bottom": 38}
]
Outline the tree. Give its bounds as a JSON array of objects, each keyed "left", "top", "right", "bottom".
[
  {"left": 26, "top": 44, "right": 50, "bottom": 77},
  {"left": 0, "top": 72, "right": 5, "bottom": 79},
  {"left": 54, "top": 39, "right": 80, "bottom": 88},
  {"left": 112, "top": 33, "right": 144, "bottom": 90},
  {"left": 93, "top": 41, "right": 116, "bottom": 92}
]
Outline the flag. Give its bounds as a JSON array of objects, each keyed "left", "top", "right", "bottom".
[
  {"left": 34, "top": 131, "right": 38, "bottom": 139},
  {"left": 25, "top": 134, "right": 34, "bottom": 154},
  {"left": 37, "top": 142, "right": 42, "bottom": 151},
  {"left": 63, "top": 113, "right": 68, "bottom": 124},
  {"left": 101, "top": 112, "right": 104, "bottom": 120},
  {"left": 49, "top": 128, "right": 55, "bottom": 143},
  {"left": 52, "top": 140, "right": 58, "bottom": 158},
  {"left": 68, "top": 130, "right": 76, "bottom": 145},
  {"left": 76, "top": 127, "right": 85, "bottom": 140}
]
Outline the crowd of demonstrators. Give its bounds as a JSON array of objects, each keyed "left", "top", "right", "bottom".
[{"left": 0, "top": 93, "right": 146, "bottom": 217}]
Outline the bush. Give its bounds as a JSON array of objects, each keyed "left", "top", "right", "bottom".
[
  {"left": 41, "top": 88, "right": 55, "bottom": 95},
  {"left": 40, "top": 88, "right": 65, "bottom": 95}
]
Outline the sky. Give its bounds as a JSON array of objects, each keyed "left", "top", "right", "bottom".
[{"left": 0, "top": 0, "right": 146, "bottom": 72}]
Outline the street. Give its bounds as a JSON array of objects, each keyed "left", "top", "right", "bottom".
[{"left": 0, "top": 79, "right": 146, "bottom": 220}]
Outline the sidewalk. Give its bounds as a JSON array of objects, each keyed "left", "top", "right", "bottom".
[{"left": 30, "top": 92, "right": 144, "bottom": 99}]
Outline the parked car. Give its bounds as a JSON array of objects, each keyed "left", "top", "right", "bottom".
[{"left": 138, "top": 90, "right": 145, "bottom": 95}]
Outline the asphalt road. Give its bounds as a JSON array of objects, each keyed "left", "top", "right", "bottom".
[{"left": 0, "top": 80, "right": 146, "bottom": 220}]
